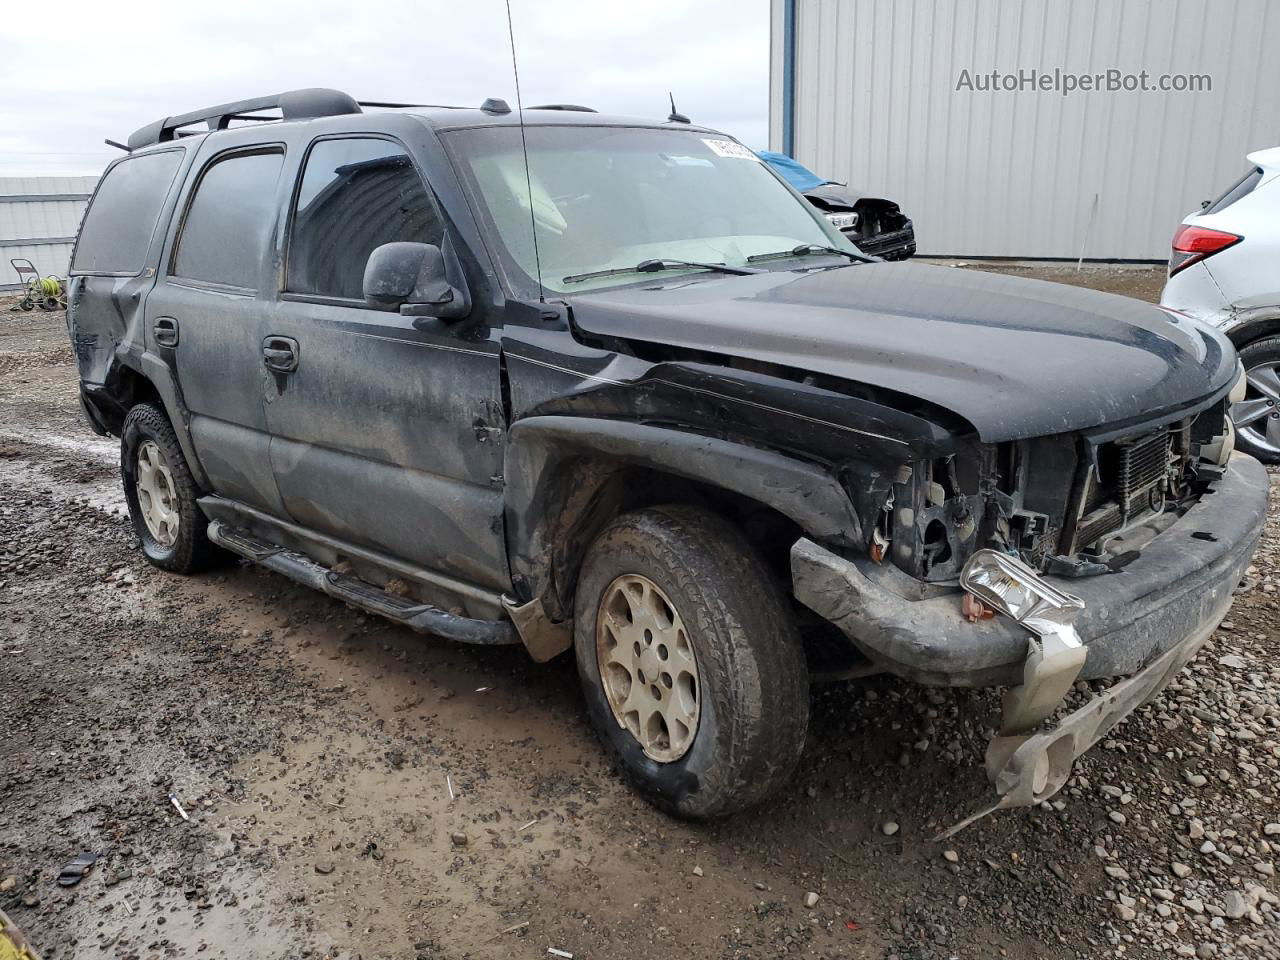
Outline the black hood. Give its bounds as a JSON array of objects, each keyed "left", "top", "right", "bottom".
[{"left": 566, "top": 261, "right": 1237, "bottom": 443}]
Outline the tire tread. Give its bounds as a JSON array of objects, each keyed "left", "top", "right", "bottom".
[
  {"left": 121, "top": 403, "right": 222, "bottom": 574},
  {"left": 574, "top": 504, "right": 808, "bottom": 818}
]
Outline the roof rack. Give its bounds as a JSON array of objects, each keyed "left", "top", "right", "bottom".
[
  {"left": 528, "top": 103, "right": 598, "bottom": 113},
  {"left": 358, "top": 100, "right": 467, "bottom": 110},
  {"left": 126, "top": 87, "right": 361, "bottom": 151}
]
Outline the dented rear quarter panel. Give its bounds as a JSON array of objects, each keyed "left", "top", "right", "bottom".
[{"left": 67, "top": 144, "right": 197, "bottom": 394}]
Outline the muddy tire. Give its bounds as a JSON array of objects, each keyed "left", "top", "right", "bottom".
[
  {"left": 121, "top": 403, "right": 222, "bottom": 574},
  {"left": 1235, "top": 337, "right": 1280, "bottom": 464},
  {"left": 573, "top": 505, "right": 809, "bottom": 819}
]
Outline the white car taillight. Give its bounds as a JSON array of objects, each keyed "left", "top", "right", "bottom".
[{"left": 1169, "top": 225, "right": 1243, "bottom": 276}]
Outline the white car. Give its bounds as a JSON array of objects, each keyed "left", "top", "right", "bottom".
[{"left": 1161, "top": 147, "right": 1280, "bottom": 463}]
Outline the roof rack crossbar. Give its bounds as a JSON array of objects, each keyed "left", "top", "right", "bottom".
[
  {"left": 357, "top": 100, "right": 468, "bottom": 110},
  {"left": 126, "top": 87, "right": 362, "bottom": 151},
  {"left": 528, "top": 103, "right": 598, "bottom": 113}
]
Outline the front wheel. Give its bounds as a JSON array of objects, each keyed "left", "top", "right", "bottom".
[
  {"left": 1234, "top": 336, "right": 1280, "bottom": 464},
  {"left": 573, "top": 505, "right": 809, "bottom": 819},
  {"left": 121, "top": 403, "right": 222, "bottom": 573}
]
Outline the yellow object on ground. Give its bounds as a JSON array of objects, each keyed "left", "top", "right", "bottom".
[{"left": 0, "top": 909, "right": 40, "bottom": 960}]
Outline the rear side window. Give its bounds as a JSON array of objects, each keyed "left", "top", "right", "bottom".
[
  {"left": 287, "top": 138, "right": 444, "bottom": 301},
  {"left": 172, "top": 149, "right": 284, "bottom": 289},
  {"left": 72, "top": 150, "right": 184, "bottom": 275},
  {"left": 1204, "top": 167, "right": 1263, "bottom": 215}
]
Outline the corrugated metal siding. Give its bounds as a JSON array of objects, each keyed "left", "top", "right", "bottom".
[
  {"left": 0, "top": 176, "right": 97, "bottom": 289},
  {"left": 770, "top": 0, "right": 1280, "bottom": 259},
  {"left": 768, "top": 0, "right": 787, "bottom": 153}
]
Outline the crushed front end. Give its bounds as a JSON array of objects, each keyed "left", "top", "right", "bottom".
[{"left": 791, "top": 378, "right": 1269, "bottom": 822}]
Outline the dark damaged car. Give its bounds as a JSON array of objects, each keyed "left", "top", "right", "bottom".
[
  {"left": 67, "top": 89, "right": 1267, "bottom": 821},
  {"left": 759, "top": 150, "right": 916, "bottom": 260}
]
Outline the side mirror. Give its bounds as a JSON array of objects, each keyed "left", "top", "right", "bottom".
[{"left": 363, "top": 240, "right": 471, "bottom": 320}]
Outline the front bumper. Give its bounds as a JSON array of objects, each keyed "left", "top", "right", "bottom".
[
  {"left": 793, "top": 452, "right": 1268, "bottom": 827},
  {"left": 792, "top": 452, "right": 1267, "bottom": 688},
  {"left": 964, "top": 612, "right": 1221, "bottom": 824}
]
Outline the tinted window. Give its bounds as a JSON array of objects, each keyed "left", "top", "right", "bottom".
[
  {"left": 173, "top": 150, "right": 284, "bottom": 288},
  {"left": 72, "top": 150, "right": 183, "bottom": 275},
  {"left": 287, "top": 138, "right": 444, "bottom": 300},
  {"left": 1205, "top": 167, "right": 1263, "bottom": 215}
]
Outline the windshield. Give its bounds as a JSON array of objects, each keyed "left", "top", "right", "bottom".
[{"left": 444, "top": 125, "right": 856, "bottom": 295}]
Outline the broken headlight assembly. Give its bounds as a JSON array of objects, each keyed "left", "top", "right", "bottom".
[
  {"left": 871, "top": 446, "right": 1014, "bottom": 582},
  {"left": 960, "top": 548, "right": 1088, "bottom": 734},
  {"left": 959, "top": 549, "right": 1084, "bottom": 649}
]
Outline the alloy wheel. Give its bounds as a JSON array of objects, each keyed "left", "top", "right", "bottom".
[
  {"left": 1233, "top": 360, "right": 1280, "bottom": 457},
  {"left": 595, "top": 574, "right": 700, "bottom": 762},
  {"left": 135, "top": 440, "right": 180, "bottom": 547}
]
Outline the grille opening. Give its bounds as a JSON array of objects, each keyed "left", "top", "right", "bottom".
[{"left": 1070, "top": 427, "right": 1177, "bottom": 555}]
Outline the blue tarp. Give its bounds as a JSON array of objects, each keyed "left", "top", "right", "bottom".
[{"left": 757, "top": 150, "right": 827, "bottom": 192}]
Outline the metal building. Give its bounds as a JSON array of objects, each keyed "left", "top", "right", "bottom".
[
  {"left": 769, "top": 0, "right": 1280, "bottom": 260},
  {"left": 0, "top": 176, "right": 98, "bottom": 289}
]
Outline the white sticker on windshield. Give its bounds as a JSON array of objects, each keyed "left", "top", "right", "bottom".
[{"left": 702, "top": 138, "right": 760, "bottom": 161}]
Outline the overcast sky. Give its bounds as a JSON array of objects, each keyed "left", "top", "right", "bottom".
[{"left": 0, "top": 0, "right": 770, "bottom": 178}]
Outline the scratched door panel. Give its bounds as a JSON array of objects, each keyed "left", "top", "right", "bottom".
[{"left": 262, "top": 301, "right": 509, "bottom": 591}]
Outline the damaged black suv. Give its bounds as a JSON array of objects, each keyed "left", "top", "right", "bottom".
[{"left": 68, "top": 88, "right": 1267, "bottom": 821}]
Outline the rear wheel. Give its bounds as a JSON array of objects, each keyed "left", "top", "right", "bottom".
[
  {"left": 121, "top": 403, "right": 222, "bottom": 573},
  {"left": 1233, "top": 336, "right": 1280, "bottom": 464},
  {"left": 573, "top": 505, "right": 809, "bottom": 818}
]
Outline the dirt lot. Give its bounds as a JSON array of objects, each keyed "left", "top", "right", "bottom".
[{"left": 1, "top": 265, "right": 1278, "bottom": 960}]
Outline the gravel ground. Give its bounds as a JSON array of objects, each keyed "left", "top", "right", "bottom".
[{"left": 0, "top": 267, "right": 1277, "bottom": 960}]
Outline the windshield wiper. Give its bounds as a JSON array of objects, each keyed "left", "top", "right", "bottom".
[
  {"left": 563, "top": 258, "right": 760, "bottom": 285},
  {"left": 746, "top": 242, "right": 870, "bottom": 264}
]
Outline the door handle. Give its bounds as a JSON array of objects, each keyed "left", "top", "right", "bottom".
[
  {"left": 154, "top": 317, "right": 179, "bottom": 347},
  {"left": 263, "top": 336, "right": 299, "bottom": 373}
]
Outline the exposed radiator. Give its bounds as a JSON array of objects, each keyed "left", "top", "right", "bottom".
[
  {"left": 1116, "top": 430, "right": 1173, "bottom": 514},
  {"left": 1071, "top": 428, "right": 1173, "bottom": 552}
]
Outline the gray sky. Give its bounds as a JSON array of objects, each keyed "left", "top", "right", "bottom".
[{"left": 0, "top": 0, "right": 770, "bottom": 178}]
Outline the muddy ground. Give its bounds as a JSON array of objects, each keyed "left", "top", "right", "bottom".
[{"left": 1, "top": 265, "right": 1278, "bottom": 960}]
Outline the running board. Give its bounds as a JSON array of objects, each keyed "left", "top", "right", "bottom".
[{"left": 207, "top": 520, "right": 517, "bottom": 646}]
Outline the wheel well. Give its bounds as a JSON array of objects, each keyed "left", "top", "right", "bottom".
[
  {"left": 88, "top": 365, "right": 164, "bottom": 434},
  {"left": 1226, "top": 314, "right": 1280, "bottom": 350},
  {"left": 116, "top": 366, "right": 162, "bottom": 410},
  {"left": 545, "top": 461, "right": 864, "bottom": 679},
  {"left": 547, "top": 463, "right": 802, "bottom": 620}
]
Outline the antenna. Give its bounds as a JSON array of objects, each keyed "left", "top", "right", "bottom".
[
  {"left": 505, "top": 0, "right": 545, "bottom": 303},
  {"left": 667, "top": 92, "right": 690, "bottom": 124}
]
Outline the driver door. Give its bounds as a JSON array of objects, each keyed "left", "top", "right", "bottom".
[{"left": 261, "top": 136, "right": 509, "bottom": 600}]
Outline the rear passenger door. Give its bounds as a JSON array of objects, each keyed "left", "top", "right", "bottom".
[
  {"left": 145, "top": 146, "right": 288, "bottom": 517},
  {"left": 262, "top": 136, "right": 509, "bottom": 599}
]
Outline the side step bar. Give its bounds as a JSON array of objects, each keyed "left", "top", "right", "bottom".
[{"left": 207, "top": 520, "right": 517, "bottom": 646}]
